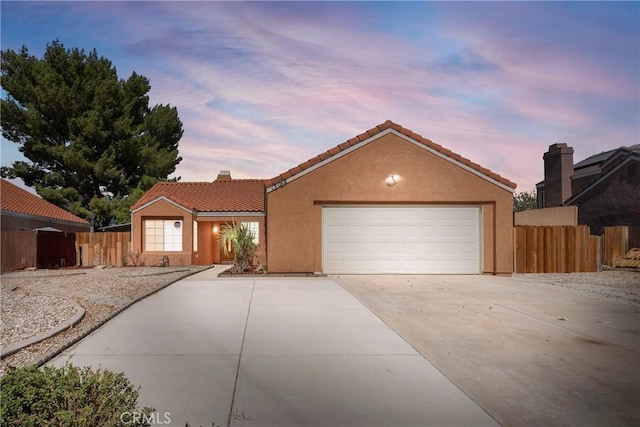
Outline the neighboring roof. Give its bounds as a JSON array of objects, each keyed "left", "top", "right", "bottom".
[
  {"left": 264, "top": 120, "right": 517, "bottom": 190},
  {"left": 574, "top": 144, "right": 640, "bottom": 170},
  {"left": 99, "top": 223, "right": 132, "bottom": 232},
  {"left": 0, "top": 178, "right": 90, "bottom": 225},
  {"left": 131, "top": 180, "right": 265, "bottom": 212},
  {"left": 565, "top": 147, "right": 640, "bottom": 205}
]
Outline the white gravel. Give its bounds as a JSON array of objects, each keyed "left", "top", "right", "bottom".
[{"left": 1, "top": 294, "right": 79, "bottom": 348}]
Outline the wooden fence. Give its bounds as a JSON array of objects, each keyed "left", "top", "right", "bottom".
[
  {"left": 602, "top": 226, "right": 629, "bottom": 267},
  {"left": 513, "top": 225, "right": 601, "bottom": 273},
  {"left": 1, "top": 231, "right": 37, "bottom": 272},
  {"left": 76, "top": 232, "right": 131, "bottom": 267},
  {"left": 1, "top": 230, "right": 76, "bottom": 272}
]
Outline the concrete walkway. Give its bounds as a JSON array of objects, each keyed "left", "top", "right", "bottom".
[{"left": 50, "top": 269, "right": 496, "bottom": 427}]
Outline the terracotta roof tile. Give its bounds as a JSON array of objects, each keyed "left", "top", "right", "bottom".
[
  {"left": 265, "top": 120, "right": 517, "bottom": 189},
  {"left": 131, "top": 180, "right": 265, "bottom": 212},
  {"left": 338, "top": 141, "right": 351, "bottom": 151},
  {"left": 0, "top": 179, "right": 89, "bottom": 225}
]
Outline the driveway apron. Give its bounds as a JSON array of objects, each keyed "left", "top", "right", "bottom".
[{"left": 51, "top": 270, "right": 496, "bottom": 427}]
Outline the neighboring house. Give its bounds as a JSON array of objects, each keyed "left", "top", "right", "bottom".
[
  {"left": 131, "top": 120, "right": 516, "bottom": 275},
  {"left": 536, "top": 143, "right": 640, "bottom": 247},
  {"left": 0, "top": 178, "right": 90, "bottom": 232},
  {"left": 1, "top": 178, "right": 90, "bottom": 271}
]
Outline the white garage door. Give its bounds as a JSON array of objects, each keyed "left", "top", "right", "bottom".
[{"left": 322, "top": 206, "right": 481, "bottom": 274}]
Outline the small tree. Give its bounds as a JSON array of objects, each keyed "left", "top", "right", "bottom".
[
  {"left": 513, "top": 189, "right": 538, "bottom": 212},
  {"left": 219, "top": 222, "right": 258, "bottom": 273}
]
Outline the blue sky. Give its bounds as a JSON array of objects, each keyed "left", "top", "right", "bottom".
[{"left": 2, "top": 1, "right": 639, "bottom": 193}]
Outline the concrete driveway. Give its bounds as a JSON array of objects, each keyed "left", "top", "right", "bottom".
[
  {"left": 334, "top": 274, "right": 640, "bottom": 427},
  {"left": 50, "top": 269, "right": 496, "bottom": 427}
]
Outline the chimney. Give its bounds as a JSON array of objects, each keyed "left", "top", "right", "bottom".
[
  {"left": 216, "top": 170, "right": 231, "bottom": 181},
  {"left": 543, "top": 143, "right": 574, "bottom": 207}
]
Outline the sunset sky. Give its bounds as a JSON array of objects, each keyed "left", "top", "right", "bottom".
[{"left": 2, "top": 1, "right": 639, "bottom": 193}]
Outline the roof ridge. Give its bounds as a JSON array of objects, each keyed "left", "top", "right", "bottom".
[{"left": 265, "top": 120, "right": 516, "bottom": 189}]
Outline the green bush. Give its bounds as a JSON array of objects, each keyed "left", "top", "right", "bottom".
[
  {"left": 219, "top": 222, "right": 258, "bottom": 273},
  {"left": 1, "top": 364, "right": 154, "bottom": 427}
]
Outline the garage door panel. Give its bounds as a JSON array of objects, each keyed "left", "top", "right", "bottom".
[{"left": 323, "top": 206, "right": 481, "bottom": 274}]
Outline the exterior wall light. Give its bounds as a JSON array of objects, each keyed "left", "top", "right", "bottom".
[
  {"left": 212, "top": 225, "right": 219, "bottom": 233},
  {"left": 386, "top": 174, "right": 398, "bottom": 187}
]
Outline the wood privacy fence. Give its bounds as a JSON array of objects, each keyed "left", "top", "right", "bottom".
[
  {"left": 1, "top": 231, "right": 37, "bottom": 272},
  {"left": 1, "top": 230, "right": 76, "bottom": 272},
  {"left": 602, "top": 226, "right": 629, "bottom": 267},
  {"left": 75, "top": 232, "right": 131, "bottom": 267},
  {"left": 514, "top": 225, "right": 602, "bottom": 273}
]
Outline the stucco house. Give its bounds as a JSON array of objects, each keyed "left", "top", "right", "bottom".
[
  {"left": 131, "top": 121, "right": 516, "bottom": 274},
  {"left": 1, "top": 178, "right": 90, "bottom": 232},
  {"left": 536, "top": 143, "right": 640, "bottom": 247}
]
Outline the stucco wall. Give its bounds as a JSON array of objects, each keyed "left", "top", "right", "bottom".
[
  {"left": 266, "top": 132, "right": 514, "bottom": 274},
  {"left": 195, "top": 217, "right": 266, "bottom": 265},
  {"left": 132, "top": 200, "right": 266, "bottom": 266},
  {"left": 131, "top": 199, "right": 195, "bottom": 267}
]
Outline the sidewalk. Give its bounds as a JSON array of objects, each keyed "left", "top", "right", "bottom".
[{"left": 51, "top": 271, "right": 496, "bottom": 427}]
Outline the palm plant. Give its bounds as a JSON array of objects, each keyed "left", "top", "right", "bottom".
[{"left": 219, "top": 221, "right": 258, "bottom": 273}]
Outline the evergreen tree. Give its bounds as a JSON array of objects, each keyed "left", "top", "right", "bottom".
[
  {"left": 513, "top": 189, "right": 538, "bottom": 212},
  {"left": 1, "top": 40, "right": 183, "bottom": 227}
]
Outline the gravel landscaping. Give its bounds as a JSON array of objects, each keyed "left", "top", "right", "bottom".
[
  {"left": 511, "top": 270, "right": 640, "bottom": 306},
  {"left": 0, "top": 266, "right": 207, "bottom": 376},
  {"left": 1, "top": 266, "right": 638, "bottom": 377}
]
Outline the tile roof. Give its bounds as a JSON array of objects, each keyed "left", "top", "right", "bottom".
[
  {"left": 131, "top": 180, "right": 266, "bottom": 212},
  {"left": 0, "top": 178, "right": 90, "bottom": 225},
  {"left": 265, "top": 120, "right": 517, "bottom": 189}
]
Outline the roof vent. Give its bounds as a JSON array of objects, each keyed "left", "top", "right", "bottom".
[{"left": 216, "top": 170, "right": 231, "bottom": 180}]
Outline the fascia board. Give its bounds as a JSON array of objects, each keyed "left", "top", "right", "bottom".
[
  {"left": 266, "top": 129, "right": 390, "bottom": 193},
  {"left": 197, "top": 211, "right": 265, "bottom": 218},
  {"left": 267, "top": 128, "right": 514, "bottom": 194},
  {"left": 0, "top": 210, "right": 90, "bottom": 228},
  {"left": 131, "top": 196, "right": 194, "bottom": 215}
]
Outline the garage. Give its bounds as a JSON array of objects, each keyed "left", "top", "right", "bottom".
[
  {"left": 265, "top": 121, "right": 515, "bottom": 274},
  {"left": 322, "top": 205, "right": 481, "bottom": 274}
]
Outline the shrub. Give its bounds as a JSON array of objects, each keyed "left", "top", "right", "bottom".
[
  {"left": 219, "top": 222, "right": 258, "bottom": 273},
  {"left": 1, "top": 364, "right": 154, "bottom": 427}
]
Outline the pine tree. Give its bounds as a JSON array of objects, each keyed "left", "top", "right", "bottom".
[{"left": 1, "top": 40, "right": 183, "bottom": 227}]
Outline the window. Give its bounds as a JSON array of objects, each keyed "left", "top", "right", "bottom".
[
  {"left": 193, "top": 221, "right": 198, "bottom": 252},
  {"left": 144, "top": 219, "right": 182, "bottom": 251},
  {"left": 242, "top": 221, "right": 259, "bottom": 244}
]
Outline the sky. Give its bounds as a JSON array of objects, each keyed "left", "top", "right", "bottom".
[{"left": 1, "top": 1, "right": 639, "bottom": 194}]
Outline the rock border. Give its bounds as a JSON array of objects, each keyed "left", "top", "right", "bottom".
[
  {"left": 1, "top": 266, "right": 212, "bottom": 369},
  {"left": 1, "top": 299, "right": 85, "bottom": 359}
]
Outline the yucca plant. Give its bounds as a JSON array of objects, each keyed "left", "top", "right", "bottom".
[{"left": 219, "top": 221, "right": 258, "bottom": 273}]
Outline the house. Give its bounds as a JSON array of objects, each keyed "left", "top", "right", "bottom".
[
  {"left": 0, "top": 178, "right": 90, "bottom": 232},
  {"left": 131, "top": 121, "right": 516, "bottom": 274},
  {"left": 1, "top": 178, "right": 90, "bottom": 271},
  {"left": 130, "top": 173, "right": 266, "bottom": 267},
  {"left": 536, "top": 143, "right": 640, "bottom": 247}
]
